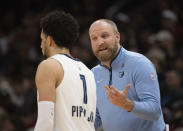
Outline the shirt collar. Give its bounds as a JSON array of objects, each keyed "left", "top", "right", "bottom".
[{"left": 58, "top": 53, "right": 80, "bottom": 61}]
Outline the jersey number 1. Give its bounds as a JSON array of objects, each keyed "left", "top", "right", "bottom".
[{"left": 80, "top": 74, "right": 87, "bottom": 104}]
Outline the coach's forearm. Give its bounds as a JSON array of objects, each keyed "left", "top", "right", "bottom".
[{"left": 131, "top": 101, "right": 161, "bottom": 121}]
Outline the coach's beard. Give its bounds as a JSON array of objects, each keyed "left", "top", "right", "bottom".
[{"left": 95, "top": 44, "right": 118, "bottom": 62}]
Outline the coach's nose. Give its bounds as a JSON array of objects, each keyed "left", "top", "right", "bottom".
[{"left": 97, "top": 37, "right": 105, "bottom": 46}]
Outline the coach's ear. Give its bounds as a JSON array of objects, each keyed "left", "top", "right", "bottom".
[{"left": 115, "top": 32, "right": 120, "bottom": 43}]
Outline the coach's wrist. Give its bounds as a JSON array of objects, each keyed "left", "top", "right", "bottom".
[
  {"left": 126, "top": 99, "right": 134, "bottom": 112},
  {"left": 119, "top": 99, "right": 134, "bottom": 112}
]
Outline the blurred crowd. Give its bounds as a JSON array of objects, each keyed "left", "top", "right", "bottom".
[{"left": 0, "top": 0, "right": 182, "bottom": 131}]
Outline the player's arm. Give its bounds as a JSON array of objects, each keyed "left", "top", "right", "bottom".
[{"left": 34, "top": 58, "right": 63, "bottom": 131}]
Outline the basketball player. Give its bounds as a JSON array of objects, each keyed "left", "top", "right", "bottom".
[{"left": 34, "top": 10, "right": 96, "bottom": 131}]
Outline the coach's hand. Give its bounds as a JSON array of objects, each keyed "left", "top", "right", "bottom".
[{"left": 104, "top": 84, "right": 134, "bottom": 112}]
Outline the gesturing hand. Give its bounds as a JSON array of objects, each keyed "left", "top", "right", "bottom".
[{"left": 104, "top": 84, "right": 134, "bottom": 112}]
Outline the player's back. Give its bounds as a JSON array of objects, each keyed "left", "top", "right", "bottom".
[{"left": 51, "top": 54, "right": 96, "bottom": 131}]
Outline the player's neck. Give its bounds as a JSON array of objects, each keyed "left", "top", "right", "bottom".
[{"left": 50, "top": 47, "right": 72, "bottom": 57}]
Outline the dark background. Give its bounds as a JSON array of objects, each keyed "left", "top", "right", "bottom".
[{"left": 0, "top": 0, "right": 183, "bottom": 130}]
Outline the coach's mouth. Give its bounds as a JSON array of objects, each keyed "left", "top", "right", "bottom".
[{"left": 99, "top": 48, "right": 108, "bottom": 52}]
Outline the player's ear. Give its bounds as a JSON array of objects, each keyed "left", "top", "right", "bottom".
[{"left": 47, "top": 36, "right": 54, "bottom": 46}]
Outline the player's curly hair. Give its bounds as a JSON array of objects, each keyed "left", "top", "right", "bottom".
[{"left": 40, "top": 10, "right": 79, "bottom": 49}]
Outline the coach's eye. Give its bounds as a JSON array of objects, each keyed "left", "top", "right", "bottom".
[
  {"left": 102, "top": 34, "right": 109, "bottom": 39},
  {"left": 92, "top": 37, "right": 97, "bottom": 41}
]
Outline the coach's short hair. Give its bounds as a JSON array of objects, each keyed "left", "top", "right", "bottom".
[
  {"left": 40, "top": 10, "right": 79, "bottom": 49},
  {"left": 90, "top": 19, "right": 118, "bottom": 33}
]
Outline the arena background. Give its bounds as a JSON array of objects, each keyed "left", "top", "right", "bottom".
[{"left": 0, "top": 0, "right": 182, "bottom": 130}]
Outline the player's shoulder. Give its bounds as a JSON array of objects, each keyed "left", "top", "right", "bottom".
[
  {"left": 37, "top": 58, "right": 63, "bottom": 74},
  {"left": 38, "top": 58, "right": 60, "bottom": 69},
  {"left": 35, "top": 58, "right": 64, "bottom": 83},
  {"left": 79, "top": 61, "right": 94, "bottom": 75}
]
